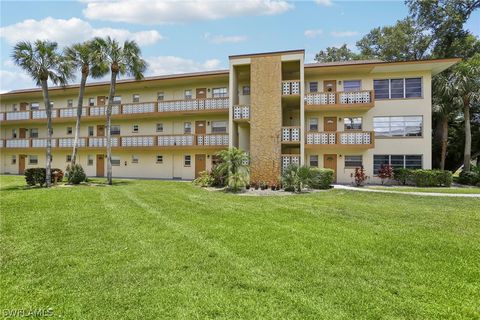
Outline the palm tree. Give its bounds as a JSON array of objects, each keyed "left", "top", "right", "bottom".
[
  {"left": 449, "top": 55, "right": 480, "bottom": 172},
  {"left": 93, "top": 37, "right": 147, "bottom": 185},
  {"left": 64, "top": 40, "right": 108, "bottom": 165},
  {"left": 216, "top": 147, "right": 250, "bottom": 192},
  {"left": 12, "top": 40, "right": 73, "bottom": 187}
]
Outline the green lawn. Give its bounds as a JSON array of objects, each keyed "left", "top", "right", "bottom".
[
  {"left": 1, "top": 175, "right": 479, "bottom": 319},
  {"left": 367, "top": 186, "right": 480, "bottom": 194}
]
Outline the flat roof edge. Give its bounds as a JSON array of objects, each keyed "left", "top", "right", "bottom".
[{"left": 229, "top": 49, "right": 305, "bottom": 59}]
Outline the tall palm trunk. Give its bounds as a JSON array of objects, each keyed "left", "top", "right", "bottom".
[
  {"left": 106, "top": 70, "right": 118, "bottom": 185},
  {"left": 439, "top": 117, "right": 449, "bottom": 170},
  {"left": 463, "top": 100, "right": 471, "bottom": 172},
  {"left": 72, "top": 67, "right": 88, "bottom": 165},
  {"left": 41, "top": 79, "right": 52, "bottom": 188}
]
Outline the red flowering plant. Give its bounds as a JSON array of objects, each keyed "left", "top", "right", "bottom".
[
  {"left": 351, "top": 166, "right": 369, "bottom": 187},
  {"left": 377, "top": 164, "right": 393, "bottom": 185}
]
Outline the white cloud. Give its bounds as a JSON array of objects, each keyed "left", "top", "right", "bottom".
[
  {"left": 146, "top": 56, "right": 223, "bottom": 75},
  {"left": 82, "top": 0, "right": 293, "bottom": 24},
  {"left": 0, "top": 69, "right": 35, "bottom": 93},
  {"left": 331, "top": 31, "right": 359, "bottom": 37},
  {"left": 315, "top": 0, "right": 333, "bottom": 6},
  {"left": 0, "top": 17, "right": 162, "bottom": 46},
  {"left": 203, "top": 33, "right": 247, "bottom": 44},
  {"left": 304, "top": 29, "right": 323, "bottom": 38}
]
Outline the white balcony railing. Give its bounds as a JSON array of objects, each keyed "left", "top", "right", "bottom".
[
  {"left": 233, "top": 105, "right": 250, "bottom": 120},
  {"left": 88, "top": 137, "right": 119, "bottom": 147},
  {"left": 121, "top": 136, "right": 155, "bottom": 147},
  {"left": 305, "top": 90, "right": 373, "bottom": 106},
  {"left": 282, "top": 127, "right": 300, "bottom": 142},
  {"left": 89, "top": 105, "right": 120, "bottom": 116},
  {"left": 339, "top": 91, "right": 372, "bottom": 104},
  {"left": 58, "top": 138, "right": 86, "bottom": 148},
  {"left": 32, "top": 138, "right": 57, "bottom": 148},
  {"left": 122, "top": 102, "right": 156, "bottom": 114},
  {"left": 157, "top": 135, "right": 194, "bottom": 146},
  {"left": 306, "top": 132, "right": 336, "bottom": 145},
  {"left": 339, "top": 132, "right": 372, "bottom": 145},
  {"left": 305, "top": 93, "right": 336, "bottom": 105},
  {"left": 6, "top": 139, "right": 30, "bottom": 148},
  {"left": 282, "top": 80, "right": 301, "bottom": 95},
  {"left": 281, "top": 154, "right": 301, "bottom": 170},
  {"left": 32, "top": 110, "right": 58, "bottom": 119},
  {"left": 59, "top": 108, "right": 88, "bottom": 118},
  {"left": 6, "top": 111, "right": 30, "bottom": 121},
  {"left": 158, "top": 98, "right": 229, "bottom": 112},
  {"left": 196, "top": 134, "right": 229, "bottom": 146}
]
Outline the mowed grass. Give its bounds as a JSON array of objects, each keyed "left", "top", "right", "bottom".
[
  {"left": 1, "top": 175, "right": 479, "bottom": 319},
  {"left": 367, "top": 186, "right": 480, "bottom": 194}
]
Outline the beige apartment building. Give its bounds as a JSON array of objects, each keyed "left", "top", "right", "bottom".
[{"left": 0, "top": 50, "right": 458, "bottom": 183}]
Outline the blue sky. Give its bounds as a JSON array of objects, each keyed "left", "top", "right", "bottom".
[{"left": 1, "top": 0, "right": 479, "bottom": 92}]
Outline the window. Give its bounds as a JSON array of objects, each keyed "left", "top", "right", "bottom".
[
  {"left": 29, "top": 155, "right": 38, "bottom": 165},
  {"left": 112, "top": 96, "right": 122, "bottom": 105},
  {"left": 156, "top": 123, "right": 163, "bottom": 133},
  {"left": 12, "top": 129, "right": 17, "bottom": 138},
  {"left": 374, "top": 116, "right": 423, "bottom": 137},
  {"left": 212, "top": 87, "right": 228, "bottom": 98},
  {"left": 87, "top": 155, "right": 94, "bottom": 166},
  {"left": 132, "top": 94, "right": 140, "bottom": 103},
  {"left": 111, "top": 156, "right": 121, "bottom": 166},
  {"left": 157, "top": 92, "right": 164, "bottom": 101},
  {"left": 344, "top": 117, "right": 362, "bottom": 130},
  {"left": 309, "top": 118, "right": 318, "bottom": 131},
  {"left": 211, "top": 121, "right": 227, "bottom": 133},
  {"left": 345, "top": 155, "right": 363, "bottom": 168},
  {"left": 66, "top": 155, "right": 72, "bottom": 162},
  {"left": 88, "top": 98, "right": 95, "bottom": 106},
  {"left": 156, "top": 155, "right": 163, "bottom": 164},
  {"left": 242, "top": 86, "right": 250, "bottom": 95},
  {"left": 88, "top": 126, "right": 94, "bottom": 136},
  {"left": 343, "top": 80, "right": 361, "bottom": 92},
  {"left": 11, "top": 155, "right": 16, "bottom": 165},
  {"left": 184, "top": 90, "right": 192, "bottom": 99},
  {"left": 374, "top": 78, "right": 422, "bottom": 99},
  {"left": 67, "top": 99, "right": 73, "bottom": 108},
  {"left": 373, "top": 155, "right": 422, "bottom": 174},
  {"left": 111, "top": 125, "right": 121, "bottom": 135},
  {"left": 184, "top": 122, "right": 192, "bottom": 134},
  {"left": 30, "top": 128, "right": 39, "bottom": 138},
  {"left": 12, "top": 104, "right": 17, "bottom": 111},
  {"left": 309, "top": 155, "right": 319, "bottom": 167},
  {"left": 132, "top": 124, "right": 139, "bottom": 133},
  {"left": 30, "top": 102, "right": 40, "bottom": 110},
  {"left": 309, "top": 82, "right": 318, "bottom": 93},
  {"left": 66, "top": 127, "right": 73, "bottom": 135},
  {"left": 184, "top": 155, "right": 191, "bottom": 167},
  {"left": 132, "top": 155, "right": 139, "bottom": 164}
]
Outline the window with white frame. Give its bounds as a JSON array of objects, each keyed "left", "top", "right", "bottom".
[
  {"left": 184, "top": 122, "right": 192, "bottom": 134},
  {"left": 88, "top": 98, "right": 95, "bottom": 106},
  {"left": 132, "top": 155, "right": 139, "bottom": 164},
  {"left": 112, "top": 96, "right": 122, "bottom": 105},
  {"left": 66, "top": 155, "right": 72, "bottom": 162},
  {"left": 374, "top": 78, "right": 422, "bottom": 99},
  {"left": 132, "top": 94, "right": 140, "bottom": 103},
  {"left": 309, "top": 118, "right": 318, "bottom": 131},
  {"left": 344, "top": 155, "right": 363, "bottom": 168},
  {"left": 242, "top": 86, "right": 250, "bottom": 95},
  {"left": 12, "top": 104, "right": 17, "bottom": 111},
  {"left": 132, "top": 124, "right": 139, "bottom": 133},
  {"left": 211, "top": 121, "right": 227, "bottom": 133},
  {"left": 29, "top": 155, "right": 38, "bottom": 165},
  {"left": 111, "top": 125, "right": 121, "bottom": 135},
  {"left": 156, "top": 155, "right": 163, "bottom": 164},
  {"left": 156, "top": 123, "right": 163, "bottom": 132},
  {"left": 309, "top": 82, "right": 318, "bottom": 93},
  {"left": 373, "top": 116, "right": 423, "bottom": 137},
  {"left": 111, "top": 156, "right": 121, "bottom": 166},
  {"left": 344, "top": 117, "right": 362, "bottom": 130},
  {"left": 12, "top": 129, "right": 17, "bottom": 138},
  {"left": 67, "top": 99, "right": 73, "bottom": 108},
  {"left": 212, "top": 87, "right": 228, "bottom": 98},
  {"left": 66, "top": 127, "right": 73, "bottom": 135},
  {"left": 184, "top": 155, "right": 191, "bottom": 167},
  {"left": 11, "top": 155, "right": 17, "bottom": 165},
  {"left": 157, "top": 92, "right": 164, "bottom": 101},
  {"left": 88, "top": 126, "right": 94, "bottom": 136},
  {"left": 184, "top": 90, "right": 192, "bottom": 99},
  {"left": 343, "top": 80, "right": 361, "bottom": 92},
  {"left": 87, "top": 155, "right": 94, "bottom": 166},
  {"left": 30, "top": 102, "right": 40, "bottom": 110},
  {"left": 29, "top": 128, "right": 39, "bottom": 138},
  {"left": 373, "top": 155, "right": 422, "bottom": 174},
  {"left": 309, "top": 155, "right": 319, "bottom": 167}
]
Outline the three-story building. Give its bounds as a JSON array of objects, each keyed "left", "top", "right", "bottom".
[{"left": 0, "top": 50, "right": 458, "bottom": 183}]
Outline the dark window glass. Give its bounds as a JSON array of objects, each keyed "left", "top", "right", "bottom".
[
  {"left": 374, "top": 79, "right": 389, "bottom": 99},
  {"left": 405, "top": 78, "right": 422, "bottom": 98},
  {"left": 390, "top": 79, "right": 404, "bottom": 99}
]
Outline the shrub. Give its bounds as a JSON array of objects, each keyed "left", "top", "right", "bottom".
[
  {"left": 193, "top": 171, "right": 214, "bottom": 187},
  {"left": 65, "top": 164, "right": 87, "bottom": 185},
  {"left": 351, "top": 166, "right": 368, "bottom": 186},
  {"left": 378, "top": 164, "right": 393, "bottom": 185},
  {"left": 24, "top": 168, "right": 63, "bottom": 186},
  {"left": 393, "top": 168, "right": 413, "bottom": 185},
  {"left": 210, "top": 165, "right": 227, "bottom": 187},
  {"left": 434, "top": 170, "right": 453, "bottom": 187},
  {"left": 411, "top": 169, "right": 453, "bottom": 187},
  {"left": 458, "top": 170, "right": 480, "bottom": 186},
  {"left": 281, "top": 164, "right": 313, "bottom": 193},
  {"left": 310, "top": 168, "right": 334, "bottom": 189}
]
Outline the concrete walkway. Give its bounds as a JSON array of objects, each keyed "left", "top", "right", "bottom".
[{"left": 333, "top": 184, "right": 480, "bottom": 198}]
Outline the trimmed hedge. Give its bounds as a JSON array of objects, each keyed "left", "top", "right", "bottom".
[
  {"left": 310, "top": 168, "right": 334, "bottom": 189},
  {"left": 66, "top": 164, "right": 87, "bottom": 184},
  {"left": 25, "top": 168, "right": 64, "bottom": 186},
  {"left": 393, "top": 168, "right": 452, "bottom": 187},
  {"left": 458, "top": 170, "right": 480, "bottom": 186}
]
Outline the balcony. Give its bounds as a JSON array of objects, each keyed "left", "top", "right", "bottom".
[
  {"left": 305, "top": 131, "right": 374, "bottom": 149},
  {"left": 1, "top": 134, "right": 229, "bottom": 150},
  {"left": 282, "top": 80, "right": 301, "bottom": 96},
  {"left": 233, "top": 105, "right": 250, "bottom": 121},
  {"left": 281, "top": 127, "right": 301, "bottom": 143},
  {"left": 0, "top": 98, "right": 229, "bottom": 123},
  {"left": 281, "top": 154, "right": 301, "bottom": 170},
  {"left": 305, "top": 90, "right": 374, "bottom": 111}
]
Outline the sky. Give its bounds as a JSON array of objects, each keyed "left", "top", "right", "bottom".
[{"left": 0, "top": 0, "right": 479, "bottom": 93}]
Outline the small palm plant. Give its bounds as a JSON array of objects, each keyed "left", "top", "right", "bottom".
[
  {"left": 216, "top": 148, "right": 250, "bottom": 192},
  {"left": 12, "top": 40, "right": 73, "bottom": 187},
  {"left": 281, "top": 164, "right": 313, "bottom": 193}
]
